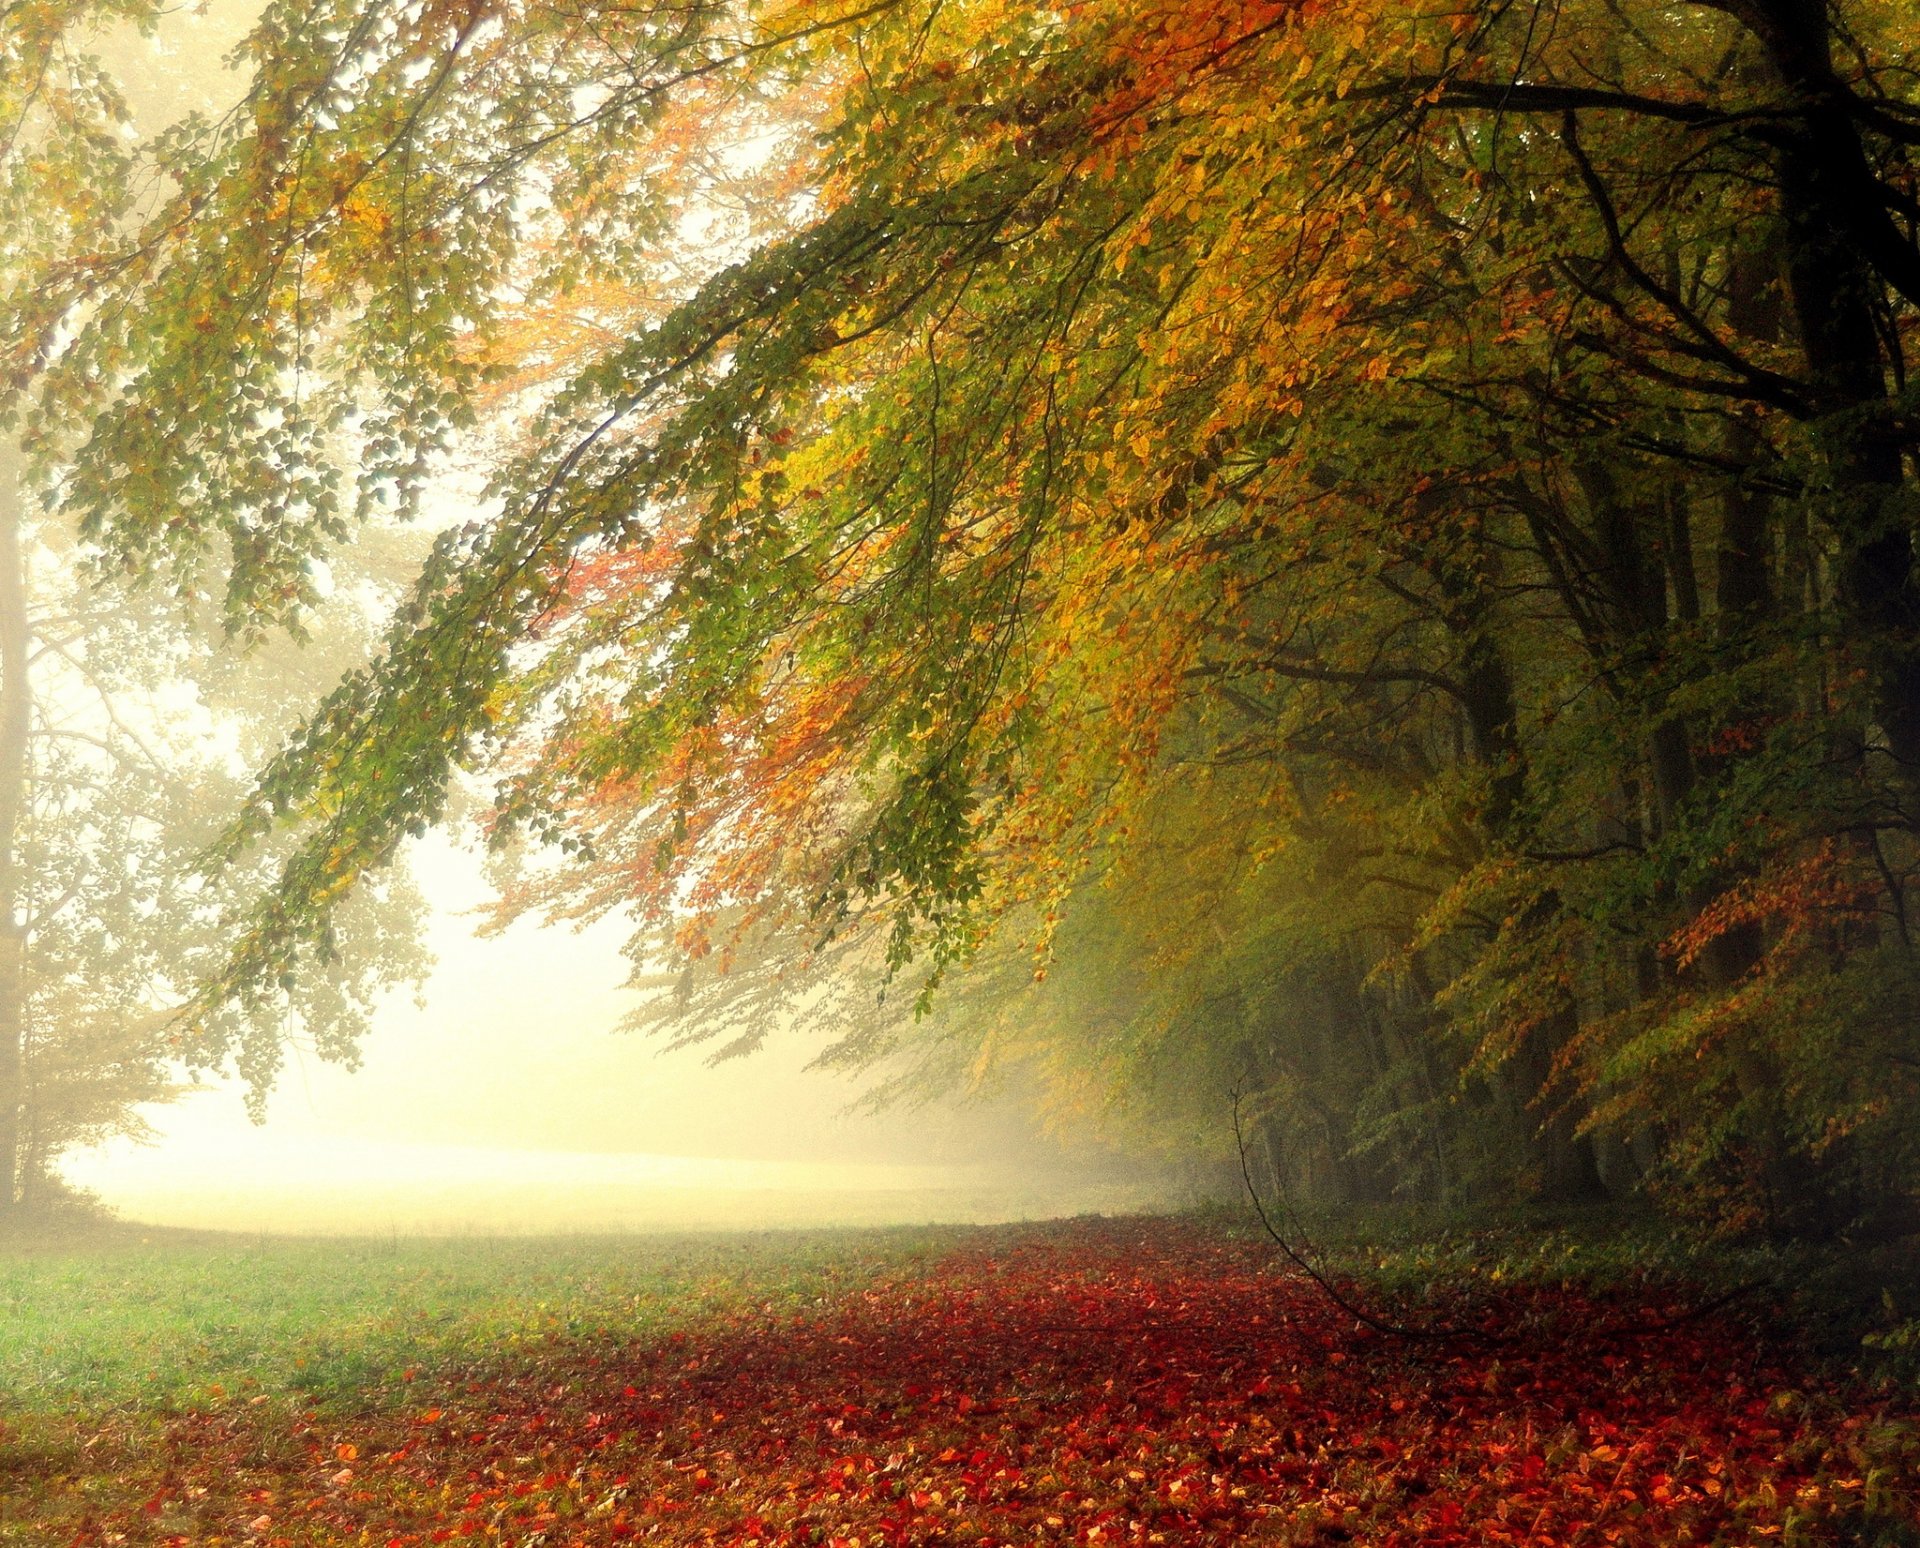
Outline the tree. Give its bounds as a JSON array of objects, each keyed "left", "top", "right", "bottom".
[
  {"left": 39, "top": 0, "right": 1920, "bottom": 1229},
  {"left": 0, "top": 2, "right": 428, "bottom": 1215},
  {"left": 0, "top": 447, "right": 432, "bottom": 1216}
]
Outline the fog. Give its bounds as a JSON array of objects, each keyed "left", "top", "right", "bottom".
[
  {"left": 62, "top": 836, "right": 1172, "bottom": 1236},
  {"left": 62, "top": 1132, "right": 1165, "bottom": 1237}
]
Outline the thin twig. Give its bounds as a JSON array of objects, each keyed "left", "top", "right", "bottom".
[{"left": 1232, "top": 1087, "right": 1483, "bottom": 1343}]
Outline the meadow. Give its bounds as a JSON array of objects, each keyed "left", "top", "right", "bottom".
[
  {"left": 3, "top": 1213, "right": 1918, "bottom": 1546},
  {"left": 0, "top": 1224, "right": 958, "bottom": 1414}
]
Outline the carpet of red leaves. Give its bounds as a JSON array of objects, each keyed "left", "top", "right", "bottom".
[{"left": 39, "top": 1219, "right": 1920, "bottom": 1546}]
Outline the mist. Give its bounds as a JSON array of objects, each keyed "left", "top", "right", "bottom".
[{"left": 59, "top": 834, "right": 1176, "bottom": 1236}]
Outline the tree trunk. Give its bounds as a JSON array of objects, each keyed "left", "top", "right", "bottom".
[
  {"left": 1712, "top": 3, "right": 1918, "bottom": 1228},
  {"left": 1704, "top": 234, "right": 1779, "bottom": 988},
  {"left": 1743, "top": 0, "right": 1920, "bottom": 771},
  {"left": 0, "top": 469, "right": 29, "bottom": 1218}
]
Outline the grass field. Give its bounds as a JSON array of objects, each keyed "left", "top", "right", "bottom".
[
  {"left": 0, "top": 1222, "right": 957, "bottom": 1413},
  {"left": 3, "top": 1212, "right": 1917, "bottom": 1547}
]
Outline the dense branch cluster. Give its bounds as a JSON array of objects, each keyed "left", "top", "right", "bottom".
[{"left": 14, "top": 0, "right": 1920, "bottom": 1232}]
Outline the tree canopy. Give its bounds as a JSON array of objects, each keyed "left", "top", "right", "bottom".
[{"left": 19, "top": 0, "right": 1920, "bottom": 1231}]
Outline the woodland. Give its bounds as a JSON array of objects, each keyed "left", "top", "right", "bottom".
[
  {"left": 9, "top": 6, "right": 1920, "bottom": 1548},
  {"left": 5, "top": 0, "right": 1920, "bottom": 1246}
]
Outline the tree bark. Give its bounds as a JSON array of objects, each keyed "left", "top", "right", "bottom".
[
  {"left": 0, "top": 467, "right": 29, "bottom": 1218},
  {"left": 1741, "top": 0, "right": 1920, "bottom": 770}
]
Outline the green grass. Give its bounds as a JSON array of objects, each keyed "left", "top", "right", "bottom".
[
  {"left": 7, "top": 1203, "right": 1915, "bottom": 1425},
  {"left": 1209, "top": 1198, "right": 1920, "bottom": 1384},
  {"left": 1228, "top": 1199, "right": 1789, "bottom": 1290},
  {"left": 0, "top": 1222, "right": 960, "bottom": 1415}
]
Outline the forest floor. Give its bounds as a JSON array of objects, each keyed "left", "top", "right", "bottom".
[{"left": 1, "top": 1211, "right": 1917, "bottom": 1546}]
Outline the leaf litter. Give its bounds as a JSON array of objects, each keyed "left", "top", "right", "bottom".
[{"left": 14, "top": 1218, "right": 1918, "bottom": 1546}]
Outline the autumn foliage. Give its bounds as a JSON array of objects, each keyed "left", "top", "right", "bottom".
[{"left": 9, "top": 0, "right": 1920, "bottom": 1230}]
